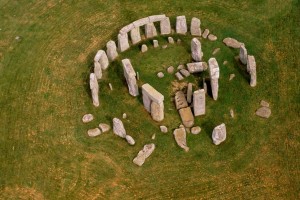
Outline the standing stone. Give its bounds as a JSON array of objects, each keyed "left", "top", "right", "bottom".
[
  {"left": 179, "top": 107, "right": 195, "bottom": 128},
  {"left": 133, "top": 144, "right": 155, "bottom": 166},
  {"left": 191, "top": 38, "right": 203, "bottom": 61},
  {"left": 160, "top": 17, "right": 171, "bottom": 35},
  {"left": 176, "top": 16, "right": 187, "bottom": 34},
  {"left": 122, "top": 113, "right": 127, "bottom": 119},
  {"left": 90, "top": 73, "right": 99, "bottom": 107},
  {"left": 153, "top": 40, "right": 159, "bottom": 48},
  {"left": 94, "top": 61, "right": 102, "bottom": 80},
  {"left": 82, "top": 114, "right": 94, "bottom": 123},
  {"left": 160, "top": 125, "right": 168, "bottom": 133},
  {"left": 212, "top": 123, "right": 226, "bottom": 145},
  {"left": 167, "top": 66, "right": 174, "bottom": 74},
  {"left": 125, "top": 135, "right": 135, "bottom": 145},
  {"left": 187, "top": 62, "right": 208, "bottom": 73},
  {"left": 173, "top": 127, "right": 189, "bottom": 152},
  {"left": 157, "top": 72, "right": 164, "bottom": 78},
  {"left": 145, "top": 23, "right": 157, "bottom": 38},
  {"left": 208, "top": 58, "right": 220, "bottom": 100},
  {"left": 175, "top": 91, "right": 188, "bottom": 110},
  {"left": 136, "top": 72, "right": 140, "bottom": 80},
  {"left": 247, "top": 55, "right": 257, "bottom": 87},
  {"left": 175, "top": 72, "right": 184, "bottom": 81},
  {"left": 112, "top": 118, "right": 126, "bottom": 138},
  {"left": 202, "top": 29, "right": 209, "bottom": 38},
  {"left": 87, "top": 128, "right": 101, "bottom": 137},
  {"left": 122, "top": 59, "right": 139, "bottom": 96},
  {"left": 223, "top": 37, "right": 244, "bottom": 48},
  {"left": 239, "top": 45, "right": 248, "bottom": 65},
  {"left": 106, "top": 40, "right": 118, "bottom": 61},
  {"left": 193, "top": 89, "right": 205, "bottom": 116},
  {"left": 141, "top": 44, "right": 148, "bottom": 53},
  {"left": 151, "top": 101, "right": 164, "bottom": 122},
  {"left": 130, "top": 27, "right": 141, "bottom": 45},
  {"left": 95, "top": 50, "right": 109, "bottom": 70},
  {"left": 118, "top": 33, "right": 130, "bottom": 52},
  {"left": 187, "top": 83, "right": 193, "bottom": 104},
  {"left": 180, "top": 69, "right": 190, "bottom": 77},
  {"left": 168, "top": 37, "right": 174, "bottom": 44},
  {"left": 190, "top": 17, "right": 201, "bottom": 36}
]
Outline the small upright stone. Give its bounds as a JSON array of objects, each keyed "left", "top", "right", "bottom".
[
  {"left": 82, "top": 114, "right": 94, "bottom": 123},
  {"left": 179, "top": 107, "right": 195, "bottom": 128},
  {"left": 212, "top": 123, "right": 226, "bottom": 145},
  {"left": 208, "top": 34, "right": 217, "bottom": 41},
  {"left": 176, "top": 16, "right": 187, "bottom": 34},
  {"left": 202, "top": 29, "right": 209, "bottom": 38},
  {"left": 153, "top": 40, "right": 159, "bottom": 48},
  {"left": 191, "top": 126, "right": 201, "bottom": 134},
  {"left": 223, "top": 60, "right": 228, "bottom": 65},
  {"left": 145, "top": 23, "right": 157, "bottom": 38},
  {"left": 223, "top": 37, "right": 244, "bottom": 48},
  {"left": 260, "top": 100, "right": 270, "bottom": 107},
  {"left": 239, "top": 45, "right": 248, "bottom": 65},
  {"left": 191, "top": 38, "right": 203, "bottom": 61},
  {"left": 106, "top": 40, "right": 118, "bottom": 61},
  {"left": 187, "top": 83, "right": 193, "bottom": 104},
  {"left": 256, "top": 107, "right": 271, "bottom": 118},
  {"left": 208, "top": 58, "right": 220, "bottom": 100},
  {"left": 122, "top": 113, "right": 127, "bottom": 119},
  {"left": 177, "top": 39, "right": 182, "bottom": 44},
  {"left": 125, "top": 135, "right": 135, "bottom": 145},
  {"left": 157, "top": 72, "right": 164, "bottom": 78},
  {"left": 160, "top": 125, "right": 168, "bottom": 133},
  {"left": 160, "top": 17, "right": 171, "bottom": 35},
  {"left": 99, "top": 123, "right": 111, "bottom": 133},
  {"left": 175, "top": 72, "right": 184, "bottom": 81},
  {"left": 141, "top": 44, "right": 148, "bottom": 53},
  {"left": 168, "top": 37, "right": 174, "bottom": 44},
  {"left": 87, "top": 128, "right": 101, "bottom": 137},
  {"left": 109, "top": 83, "right": 113, "bottom": 90},
  {"left": 167, "top": 66, "right": 174, "bottom": 74},
  {"left": 190, "top": 17, "right": 201, "bottom": 36},
  {"left": 113, "top": 118, "right": 126, "bottom": 138}
]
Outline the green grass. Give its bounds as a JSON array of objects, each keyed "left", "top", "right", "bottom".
[{"left": 0, "top": 0, "right": 299, "bottom": 199}]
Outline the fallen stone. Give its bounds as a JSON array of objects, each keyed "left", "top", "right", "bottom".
[
  {"left": 247, "top": 55, "right": 257, "bottom": 87},
  {"left": 176, "top": 16, "right": 187, "bottom": 34},
  {"left": 223, "top": 37, "right": 244, "bottom": 48},
  {"left": 212, "top": 123, "right": 226, "bottom": 145},
  {"left": 99, "top": 123, "right": 111, "bottom": 133},
  {"left": 153, "top": 40, "right": 159, "bottom": 48},
  {"left": 173, "top": 127, "right": 189, "bottom": 151},
  {"left": 177, "top": 39, "right": 182, "bottom": 44},
  {"left": 175, "top": 72, "right": 184, "bottom": 81},
  {"left": 133, "top": 143, "right": 155, "bottom": 166},
  {"left": 167, "top": 66, "right": 174, "bottom": 74},
  {"left": 208, "top": 58, "right": 220, "bottom": 100},
  {"left": 191, "top": 126, "right": 201, "bottom": 134},
  {"left": 118, "top": 33, "right": 130, "bottom": 52},
  {"left": 87, "top": 128, "right": 101, "bottom": 137},
  {"left": 203, "top": 79, "right": 207, "bottom": 94},
  {"left": 157, "top": 72, "right": 164, "bottom": 78},
  {"left": 180, "top": 69, "right": 190, "bottom": 77},
  {"left": 113, "top": 118, "right": 126, "bottom": 138},
  {"left": 160, "top": 125, "right": 168, "bottom": 133},
  {"left": 187, "top": 83, "right": 193, "bottom": 104},
  {"left": 90, "top": 73, "right": 99, "bottom": 107},
  {"left": 230, "top": 109, "right": 234, "bottom": 118},
  {"left": 208, "top": 34, "right": 217, "bottom": 41},
  {"left": 179, "top": 107, "right": 195, "bottom": 128},
  {"left": 123, "top": 113, "right": 127, "bottom": 119},
  {"left": 168, "top": 37, "right": 174, "bottom": 44},
  {"left": 187, "top": 62, "right": 208, "bottom": 73},
  {"left": 260, "top": 100, "right": 270, "bottom": 107},
  {"left": 175, "top": 91, "right": 188, "bottom": 110},
  {"left": 229, "top": 74, "right": 235, "bottom": 81},
  {"left": 191, "top": 38, "right": 203, "bottom": 61},
  {"left": 141, "top": 44, "right": 148, "bottom": 53},
  {"left": 256, "top": 107, "right": 271, "bottom": 118},
  {"left": 212, "top": 48, "right": 220, "bottom": 55},
  {"left": 122, "top": 59, "right": 139, "bottom": 96},
  {"left": 125, "top": 135, "right": 135, "bottom": 145},
  {"left": 82, "top": 114, "right": 94, "bottom": 123},
  {"left": 239, "top": 45, "right": 248, "bottom": 65},
  {"left": 191, "top": 17, "right": 201, "bottom": 36},
  {"left": 202, "top": 29, "right": 209, "bottom": 38}
]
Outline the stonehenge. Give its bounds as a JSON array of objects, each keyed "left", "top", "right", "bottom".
[
  {"left": 176, "top": 16, "right": 187, "bottom": 34},
  {"left": 223, "top": 37, "right": 244, "bottom": 48},
  {"left": 239, "top": 45, "right": 248, "bottom": 65},
  {"left": 94, "top": 50, "right": 109, "bottom": 71},
  {"left": 88, "top": 128, "right": 101, "bottom": 137},
  {"left": 191, "top": 38, "right": 203, "bottom": 62},
  {"left": 90, "top": 73, "right": 99, "bottom": 107},
  {"left": 193, "top": 89, "right": 205, "bottom": 116},
  {"left": 187, "top": 83, "right": 193, "bottom": 104},
  {"left": 82, "top": 114, "right": 94, "bottom": 123},
  {"left": 113, "top": 118, "right": 127, "bottom": 138},
  {"left": 122, "top": 59, "right": 139, "bottom": 96},
  {"left": 173, "top": 126, "right": 189, "bottom": 152},
  {"left": 208, "top": 58, "right": 220, "bottom": 100},
  {"left": 191, "top": 17, "right": 201, "bottom": 36},
  {"left": 142, "top": 83, "right": 164, "bottom": 122}
]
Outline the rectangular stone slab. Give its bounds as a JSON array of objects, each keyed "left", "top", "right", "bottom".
[
  {"left": 133, "top": 17, "right": 150, "bottom": 27},
  {"left": 187, "top": 62, "right": 207, "bottom": 73},
  {"left": 148, "top": 14, "right": 166, "bottom": 22},
  {"left": 142, "top": 83, "right": 164, "bottom": 103},
  {"left": 179, "top": 107, "right": 194, "bottom": 128}
]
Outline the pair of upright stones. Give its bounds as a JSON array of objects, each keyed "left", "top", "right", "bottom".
[
  {"left": 239, "top": 45, "right": 257, "bottom": 87},
  {"left": 121, "top": 59, "right": 164, "bottom": 122}
]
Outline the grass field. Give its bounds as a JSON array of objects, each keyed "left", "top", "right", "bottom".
[{"left": 0, "top": 0, "right": 299, "bottom": 199}]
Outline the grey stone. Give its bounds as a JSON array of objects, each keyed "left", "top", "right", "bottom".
[
  {"left": 122, "top": 113, "right": 127, "bottom": 119},
  {"left": 122, "top": 59, "right": 139, "bottom": 96},
  {"left": 90, "top": 73, "right": 99, "bottom": 107},
  {"left": 193, "top": 89, "right": 205, "bottom": 116},
  {"left": 113, "top": 118, "right": 126, "bottom": 138},
  {"left": 223, "top": 37, "right": 244, "bottom": 48},
  {"left": 160, "top": 17, "right": 171, "bottom": 35},
  {"left": 142, "top": 84, "right": 164, "bottom": 121},
  {"left": 153, "top": 40, "right": 159, "bottom": 48},
  {"left": 99, "top": 123, "right": 111, "bottom": 133},
  {"left": 87, "top": 128, "right": 101, "bottom": 137},
  {"left": 157, "top": 72, "right": 164, "bottom": 78},
  {"left": 125, "top": 135, "right": 135, "bottom": 145},
  {"left": 167, "top": 66, "right": 174, "bottom": 74},
  {"left": 212, "top": 48, "right": 220, "bottom": 55},
  {"left": 208, "top": 34, "right": 217, "bottom": 41},
  {"left": 106, "top": 40, "right": 118, "bottom": 61},
  {"left": 141, "top": 44, "right": 148, "bottom": 53},
  {"left": 151, "top": 133, "right": 156, "bottom": 140},
  {"left": 260, "top": 100, "right": 270, "bottom": 107},
  {"left": 191, "top": 38, "right": 203, "bottom": 61},
  {"left": 223, "top": 60, "right": 228, "bottom": 65},
  {"left": 133, "top": 143, "right": 155, "bottom": 166},
  {"left": 187, "top": 83, "right": 193, "bottom": 104},
  {"left": 191, "top": 17, "right": 201, "bottom": 36},
  {"left": 239, "top": 45, "right": 247, "bottom": 65},
  {"left": 130, "top": 27, "right": 141, "bottom": 45},
  {"left": 118, "top": 33, "right": 130, "bottom": 52},
  {"left": 208, "top": 58, "right": 220, "bottom": 100},
  {"left": 212, "top": 123, "right": 226, "bottom": 145},
  {"left": 160, "top": 125, "right": 168, "bottom": 133},
  {"left": 82, "top": 114, "right": 94, "bottom": 123},
  {"left": 176, "top": 16, "right": 187, "bottom": 34},
  {"left": 175, "top": 91, "right": 188, "bottom": 110},
  {"left": 145, "top": 23, "right": 157, "bottom": 38},
  {"left": 94, "top": 61, "right": 102, "bottom": 79},
  {"left": 177, "top": 64, "right": 184, "bottom": 70},
  {"left": 133, "top": 17, "right": 150, "bottom": 27},
  {"left": 149, "top": 14, "right": 166, "bottom": 22},
  {"left": 203, "top": 79, "right": 207, "bottom": 94},
  {"left": 247, "top": 55, "right": 257, "bottom": 87},
  {"left": 229, "top": 74, "right": 235, "bottom": 81},
  {"left": 202, "top": 29, "right": 209, "bottom": 38},
  {"left": 256, "top": 107, "right": 271, "bottom": 118},
  {"left": 230, "top": 109, "right": 234, "bottom": 118},
  {"left": 191, "top": 126, "right": 201, "bottom": 135},
  {"left": 162, "top": 45, "right": 168, "bottom": 49},
  {"left": 168, "top": 37, "right": 174, "bottom": 44},
  {"left": 142, "top": 83, "right": 164, "bottom": 104},
  {"left": 179, "top": 107, "right": 195, "bottom": 128},
  {"left": 151, "top": 101, "right": 164, "bottom": 122},
  {"left": 175, "top": 72, "right": 184, "bottom": 81},
  {"left": 109, "top": 83, "right": 113, "bottom": 90},
  {"left": 173, "top": 127, "right": 189, "bottom": 152},
  {"left": 119, "top": 23, "right": 134, "bottom": 34},
  {"left": 180, "top": 69, "right": 190, "bottom": 77},
  {"left": 187, "top": 62, "right": 207, "bottom": 73}
]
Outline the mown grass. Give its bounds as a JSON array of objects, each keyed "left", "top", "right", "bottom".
[{"left": 0, "top": 0, "right": 299, "bottom": 199}]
